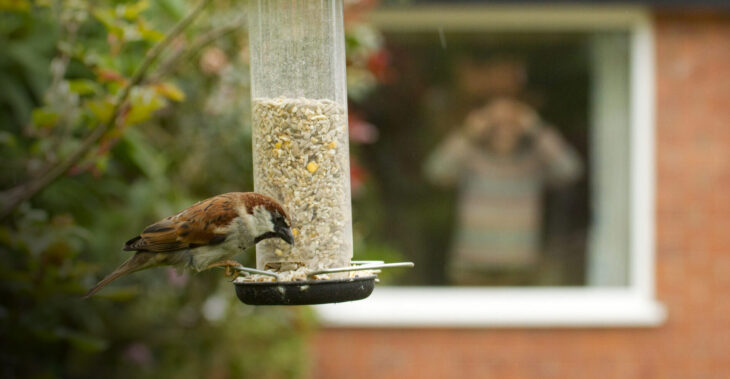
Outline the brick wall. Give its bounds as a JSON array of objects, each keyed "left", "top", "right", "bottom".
[{"left": 310, "top": 12, "right": 730, "bottom": 379}]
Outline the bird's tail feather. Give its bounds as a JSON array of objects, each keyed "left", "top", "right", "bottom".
[{"left": 83, "top": 253, "right": 155, "bottom": 299}]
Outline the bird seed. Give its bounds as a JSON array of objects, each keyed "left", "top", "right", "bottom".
[{"left": 252, "top": 97, "right": 353, "bottom": 278}]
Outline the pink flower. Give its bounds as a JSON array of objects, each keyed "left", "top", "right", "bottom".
[
  {"left": 349, "top": 113, "right": 379, "bottom": 144},
  {"left": 166, "top": 267, "right": 189, "bottom": 288},
  {"left": 199, "top": 47, "right": 229, "bottom": 75},
  {"left": 123, "top": 343, "right": 153, "bottom": 367}
]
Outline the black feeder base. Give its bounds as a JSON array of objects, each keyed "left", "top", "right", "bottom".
[
  {"left": 235, "top": 276, "right": 376, "bottom": 305},
  {"left": 232, "top": 261, "right": 413, "bottom": 306}
]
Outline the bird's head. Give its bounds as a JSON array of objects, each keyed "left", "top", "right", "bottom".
[{"left": 246, "top": 195, "right": 294, "bottom": 246}]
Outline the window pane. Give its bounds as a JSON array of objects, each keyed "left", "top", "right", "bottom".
[
  {"left": 353, "top": 31, "right": 632, "bottom": 287},
  {"left": 588, "top": 33, "right": 631, "bottom": 286}
]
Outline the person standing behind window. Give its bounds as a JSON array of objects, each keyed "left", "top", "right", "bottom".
[{"left": 425, "top": 97, "right": 582, "bottom": 286}]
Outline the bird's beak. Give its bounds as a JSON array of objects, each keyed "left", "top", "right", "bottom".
[{"left": 277, "top": 225, "right": 295, "bottom": 245}]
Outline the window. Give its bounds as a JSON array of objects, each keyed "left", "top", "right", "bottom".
[{"left": 316, "top": 6, "right": 665, "bottom": 326}]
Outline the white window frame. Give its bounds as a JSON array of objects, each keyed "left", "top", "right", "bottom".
[{"left": 315, "top": 5, "right": 666, "bottom": 327}]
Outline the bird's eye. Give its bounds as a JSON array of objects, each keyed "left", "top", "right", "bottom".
[{"left": 277, "top": 216, "right": 289, "bottom": 228}]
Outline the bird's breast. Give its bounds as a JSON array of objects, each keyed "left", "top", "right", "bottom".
[{"left": 187, "top": 234, "right": 246, "bottom": 272}]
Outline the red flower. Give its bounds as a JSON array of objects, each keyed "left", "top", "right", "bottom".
[
  {"left": 367, "top": 49, "right": 391, "bottom": 83},
  {"left": 350, "top": 157, "right": 368, "bottom": 197}
]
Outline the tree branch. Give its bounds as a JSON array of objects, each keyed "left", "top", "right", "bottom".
[
  {"left": 0, "top": 0, "right": 212, "bottom": 221},
  {"left": 148, "top": 21, "right": 243, "bottom": 84}
]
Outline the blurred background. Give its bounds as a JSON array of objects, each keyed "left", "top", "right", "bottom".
[{"left": 1, "top": 0, "right": 729, "bottom": 378}]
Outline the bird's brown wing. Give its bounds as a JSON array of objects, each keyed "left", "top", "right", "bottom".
[{"left": 123, "top": 194, "right": 241, "bottom": 252}]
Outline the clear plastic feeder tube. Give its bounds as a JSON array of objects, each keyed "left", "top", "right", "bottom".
[{"left": 249, "top": 0, "right": 353, "bottom": 275}]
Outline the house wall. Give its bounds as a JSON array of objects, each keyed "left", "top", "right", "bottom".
[{"left": 309, "top": 12, "right": 730, "bottom": 379}]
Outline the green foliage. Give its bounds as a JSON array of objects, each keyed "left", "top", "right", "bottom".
[
  {"left": 0, "top": 207, "right": 314, "bottom": 378},
  {"left": 1, "top": 0, "right": 404, "bottom": 377},
  {"left": 0, "top": 1, "right": 314, "bottom": 378}
]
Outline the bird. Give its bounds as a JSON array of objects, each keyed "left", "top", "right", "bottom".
[{"left": 84, "top": 192, "right": 294, "bottom": 298}]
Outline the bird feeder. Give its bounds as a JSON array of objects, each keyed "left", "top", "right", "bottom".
[{"left": 234, "top": 0, "right": 412, "bottom": 305}]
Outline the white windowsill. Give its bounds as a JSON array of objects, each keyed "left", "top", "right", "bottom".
[{"left": 314, "top": 287, "right": 666, "bottom": 328}]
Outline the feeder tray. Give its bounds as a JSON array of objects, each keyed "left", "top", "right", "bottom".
[{"left": 233, "top": 261, "right": 414, "bottom": 305}]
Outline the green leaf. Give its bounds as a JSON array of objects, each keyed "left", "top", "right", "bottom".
[
  {"left": 31, "top": 107, "right": 59, "bottom": 128},
  {"left": 0, "top": 131, "right": 17, "bottom": 147},
  {"left": 0, "top": 226, "right": 13, "bottom": 245},
  {"left": 91, "top": 8, "right": 116, "bottom": 30},
  {"left": 92, "top": 8, "right": 124, "bottom": 40},
  {"left": 155, "top": 82, "right": 185, "bottom": 102},
  {"left": 0, "top": 0, "right": 30, "bottom": 12},
  {"left": 138, "top": 23, "right": 165, "bottom": 43},
  {"left": 94, "top": 154, "right": 109, "bottom": 173},
  {"left": 126, "top": 87, "right": 165, "bottom": 124},
  {"left": 68, "top": 79, "right": 99, "bottom": 96},
  {"left": 120, "top": 0, "right": 150, "bottom": 20},
  {"left": 55, "top": 328, "right": 109, "bottom": 353},
  {"left": 86, "top": 98, "right": 115, "bottom": 124},
  {"left": 123, "top": 128, "right": 167, "bottom": 178},
  {"left": 96, "top": 287, "right": 140, "bottom": 302}
]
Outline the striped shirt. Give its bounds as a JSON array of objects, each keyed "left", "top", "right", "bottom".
[{"left": 425, "top": 126, "right": 582, "bottom": 282}]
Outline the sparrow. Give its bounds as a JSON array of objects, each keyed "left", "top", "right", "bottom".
[{"left": 84, "top": 192, "right": 294, "bottom": 298}]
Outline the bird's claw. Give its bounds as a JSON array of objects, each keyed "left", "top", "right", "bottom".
[{"left": 206, "top": 260, "right": 244, "bottom": 278}]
